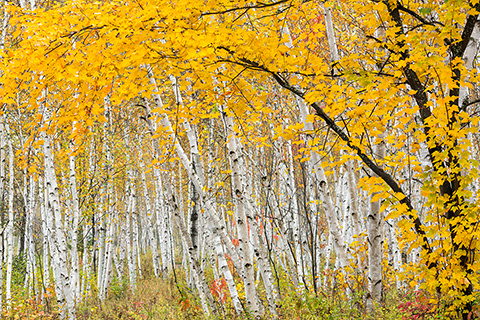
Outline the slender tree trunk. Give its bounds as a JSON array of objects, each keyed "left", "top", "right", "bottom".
[
  {"left": 39, "top": 175, "right": 52, "bottom": 304},
  {"left": 0, "top": 114, "right": 5, "bottom": 314},
  {"left": 222, "top": 112, "right": 261, "bottom": 317},
  {"left": 366, "top": 139, "right": 385, "bottom": 310},
  {"left": 69, "top": 130, "right": 80, "bottom": 305},
  {"left": 366, "top": 18, "right": 387, "bottom": 311},
  {"left": 100, "top": 212, "right": 114, "bottom": 300},
  {"left": 24, "top": 175, "right": 37, "bottom": 296},
  {"left": 139, "top": 153, "right": 161, "bottom": 277},
  {"left": 5, "top": 123, "right": 14, "bottom": 311},
  {"left": 42, "top": 109, "right": 75, "bottom": 319},
  {"left": 126, "top": 181, "right": 137, "bottom": 290}
]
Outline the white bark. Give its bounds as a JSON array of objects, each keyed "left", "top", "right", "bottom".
[
  {"left": 287, "top": 140, "right": 306, "bottom": 288},
  {"left": 367, "top": 167, "right": 384, "bottom": 309},
  {"left": 39, "top": 175, "right": 51, "bottom": 303},
  {"left": 126, "top": 174, "right": 137, "bottom": 290},
  {"left": 139, "top": 152, "right": 161, "bottom": 277},
  {"left": 323, "top": 232, "right": 333, "bottom": 287},
  {"left": 24, "top": 175, "right": 37, "bottom": 295},
  {"left": 5, "top": 123, "right": 14, "bottom": 310},
  {"left": 345, "top": 161, "right": 366, "bottom": 271},
  {"left": 222, "top": 112, "right": 261, "bottom": 317},
  {"left": 42, "top": 108, "right": 75, "bottom": 319},
  {"left": 69, "top": 128, "right": 80, "bottom": 304},
  {"left": 322, "top": 4, "right": 340, "bottom": 62},
  {"left": 96, "top": 111, "right": 109, "bottom": 295},
  {"left": 81, "top": 146, "right": 96, "bottom": 301},
  {"left": 153, "top": 166, "right": 169, "bottom": 275},
  {"left": 459, "top": 23, "right": 480, "bottom": 109},
  {"left": 132, "top": 194, "right": 142, "bottom": 280},
  {"left": 0, "top": 25, "right": 7, "bottom": 318},
  {"left": 251, "top": 213, "right": 278, "bottom": 316},
  {"left": 100, "top": 213, "right": 114, "bottom": 300},
  {"left": 0, "top": 113, "right": 4, "bottom": 314},
  {"left": 366, "top": 18, "right": 387, "bottom": 310}
]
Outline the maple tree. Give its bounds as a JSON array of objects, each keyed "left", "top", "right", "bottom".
[{"left": 1, "top": 0, "right": 480, "bottom": 319}]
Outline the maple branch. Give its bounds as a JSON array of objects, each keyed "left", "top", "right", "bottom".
[
  {"left": 464, "top": 98, "right": 480, "bottom": 109},
  {"left": 384, "top": 0, "right": 457, "bottom": 200},
  {"left": 201, "top": 0, "right": 291, "bottom": 17},
  {"left": 450, "top": 5, "right": 480, "bottom": 59},
  {"left": 277, "top": 78, "right": 433, "bottom": 258},
  {"left": 45, "top": 42, "right": 64, "bottom": 55},
  {"left": 396, "top": 3, "right": 444, "bottom": 28},
  {"left": 216, "top": 46, "right": 433, "bottom": 257}
]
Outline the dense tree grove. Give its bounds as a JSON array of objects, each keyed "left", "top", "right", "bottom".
[{"left": 1, "top": 0, "right": 480, "bottom": 319}]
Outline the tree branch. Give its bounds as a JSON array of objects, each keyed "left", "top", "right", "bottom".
[
  {"left": 201, "top": 0, "right": 291, "bottom": 17},
  {"left": 216, "top": 46, "right": 434, "bottom": 258}
]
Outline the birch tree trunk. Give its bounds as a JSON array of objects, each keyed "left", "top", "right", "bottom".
[
  {"left": 366, "top": 18, "right": 387, "bottom": 310},
  {"left": 96, "top": 109, "right": 110, "bottom": 295},
  {"left": 81, "top": 145, "right": 96, "bottom": 301},
  {"left": 99, "top": 124, "right": 115, "bottom": 299},
  {"left": 126, "top": 171, "right": 137, "bottom": 290},
  {"left": 24, "top": 175, "right": 37, "bottom": 295},
  {"left": 5, "top": 123, "right": 14, "bottom": 311},
  {"left": 0, "top": 4, "right": 8, "bottom": 309},
  {"left": 100, "top": 212, "right": 114, "bottom": 300},
  {"left": 366, "top": 138, "right": 385, "bottom": 310},
  {"left": 42, "top": 107, "right": 76, "bottom": 319},
  {"left": 222, "top": 111, "right": 261, "bottom": 317},
  {"left": 0, "top": 114, "right": 4, "bottom": 314},
  {"left": 0, "top": 11, "right": 7, "bottom": 316},
  {"left": 39, "top": 175, "right": 51, "bottom": 303},
  {"left": 69, "top": 129, "right": 80, "bottom": 304},
  {"left": 286, "top": 140, "right": 306, "bottom": 289},
  {"left": 139, "top": 151, "right": 161, "bottom": 277},
  {"left": 153, "top": 166, "right": 169, "bottom": 276}
]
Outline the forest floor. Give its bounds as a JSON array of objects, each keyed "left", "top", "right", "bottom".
[
  {"left": 6, "top": 255, "right": 445, "bottom": 319},
  {"left": 73, "top": 256, "right": 435, "bottom": 320},
  {"left": 77, "top": 275, "right": 406, "bottom": 320}
]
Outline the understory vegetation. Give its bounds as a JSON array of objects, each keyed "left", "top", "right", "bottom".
[{"left": 2, "top": 254, "right": 461, "bottom": 320}]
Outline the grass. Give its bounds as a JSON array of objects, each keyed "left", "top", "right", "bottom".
[
  {"left": 3, "top": 253, "right": 455, "bottom": 319},
  {"left": 76, "top": 260, "right": 410, "bottom": 320}
]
